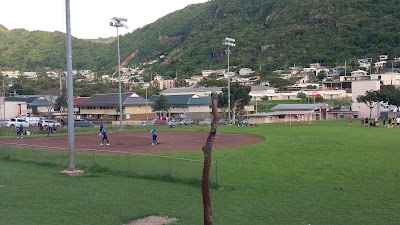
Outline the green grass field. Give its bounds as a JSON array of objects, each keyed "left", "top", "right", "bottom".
[{"left": 1, "top": 121, "right": 399, "bottom": 225}]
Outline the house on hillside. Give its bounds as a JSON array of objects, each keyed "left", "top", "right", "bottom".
[
  {"left": 358, "top": 58, "right": 373, "bottom": 68},
  {"left": 77, "top": 93, "right": 155, "bottom": 123}
]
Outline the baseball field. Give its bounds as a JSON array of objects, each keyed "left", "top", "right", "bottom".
[{"left": 0, "top": 120, "right": 399, "bottom": 225}]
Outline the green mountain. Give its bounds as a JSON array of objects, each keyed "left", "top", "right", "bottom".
[{"left": 1, "top": 0, "right": 400, "bottom": 75}]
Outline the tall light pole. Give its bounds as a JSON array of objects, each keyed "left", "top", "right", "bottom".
[
  {"left": 145, "top": 86, "right": 149, "bottom": 122},
  {"left": 110, "top": 17, "right": 128, "bottom": 129},
  {"left": 65, "top": 0, "right": 75, "bottom": 170},
  {"left": 223, "top": 37, "right": 236, "bottom": 124}
]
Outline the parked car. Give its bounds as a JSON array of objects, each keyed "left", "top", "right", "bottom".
[
  {"left": 73, "top": 119, "right": 94, "bottom": 127},
  {"left": 39, "top": 119, "right": 61, "bottom": 128},
  {"left": 240, "top": 119, "right": 250, "bottom": 126},
  {"left": 141, "top": 121, "right": 154, "bottom": 126},
  {"left": 153, "top": 119, "right": 168, "bottom": 125},
  {"left": 199, "top": 119, "right": 212, "bottom": 125},
  {"left": 181, "top": 118, "right": 193, "bottom": 125},
  {"left": 218, "top": 119, "right": 227, "bottom": 125},
  {"left": 168, "top": 119, "right": 182, "bottom": 126},
  {"left": 6, "top": 118, "right": 29, "bottom": 128}
]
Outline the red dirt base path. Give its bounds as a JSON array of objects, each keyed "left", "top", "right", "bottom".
[{"left": 0, "top": 131, "right": 263, "bottom": 153}]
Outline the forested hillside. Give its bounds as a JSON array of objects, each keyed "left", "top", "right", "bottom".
[{"left": 1, "top": 0, "right": 399, "bottom": 76}]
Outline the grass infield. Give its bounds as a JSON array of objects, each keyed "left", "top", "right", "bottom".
[{"left": 0, "top": 120, "right": 399, "bottom": 225}]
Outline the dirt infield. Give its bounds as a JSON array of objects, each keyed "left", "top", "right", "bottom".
[{"left": 0, "top": 131, "right": 263, "bottom": 153}]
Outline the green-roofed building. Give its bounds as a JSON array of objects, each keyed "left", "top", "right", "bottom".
[{"left": 148, "top": 94, "right": 211, "bottom": 120}]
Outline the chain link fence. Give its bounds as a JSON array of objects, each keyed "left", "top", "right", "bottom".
[{"left": 0, "top": 143, "right": 219, "bottom": 187}]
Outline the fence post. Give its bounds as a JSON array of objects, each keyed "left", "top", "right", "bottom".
[
  {"left": 32, "top": 146, "right": 36, "bottom": 162},
  {"left": 128, "top": 154, "right": 131, "bottom": 172},
  {"left": 92, "top": 150, "right": 95, "bottom": 168},
  {"left": 169, "top": 160, "right": 172, "bottom": 177},
  {"left": 215, "top": 160, "right": 219, "bottom": 188},
  {"left": 60, "top": 149, "right": 64, "bottom": 168}
]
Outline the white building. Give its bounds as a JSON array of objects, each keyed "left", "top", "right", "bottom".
[
  {"left": 351, "top": 80, "right": 381, "bottom": 118},
  {"left": 370, "top": 72, "right": 400, "bottom": 86},
  {"left": 239, "top": 68, "right": 254, "bottom": 76},
  {"left": 358, "top": 58, "right": 373, "bottom": 68}
]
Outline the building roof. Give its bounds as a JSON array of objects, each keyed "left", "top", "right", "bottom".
[
  {"left": 73, "top": 97, "right": 89, "bottom": 105},
  {"left": 244, "top": 111, "right": 317, "bottom": 117},
  {"left": 77, "top": 93, "right": 132, "bottom": 107},
  {"left": 271, "top": 104, "right": 327, "bottom": 111},
  {"left": 30, "top": 98, "right": 53, "bottom": 106},
  {"left": 123, "top": 93, "right": 154, "bottom": 106},
  {"left": 148, "top": 94, "right": 210, "bottom": 106},
  {"left": 5, "top": 96, "right": 54, "bottom": 106},
  {"left": 161, "top": 87, "right": 222, "bottom": 94},
  {"left": 160, "top": 86, "right": 274, "bottom": 94},
  {"left": 5, "top": 96, "right": 38, "bottom": 104}
]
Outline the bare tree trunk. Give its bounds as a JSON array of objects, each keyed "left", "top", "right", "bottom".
[{"left": 201, "top": 92, "right": 219, "bottom": 225}]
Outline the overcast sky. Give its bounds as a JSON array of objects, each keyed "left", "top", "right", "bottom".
[{"left": 0, "top": 0, "right": 209, "bottom": 39}]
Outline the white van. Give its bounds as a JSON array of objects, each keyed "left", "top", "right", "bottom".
[
  {"left": 20, "top": 116, "right": 42, "bottom": 126},
  {"left": 6, "top": 118, "right": 29, "bottom": 127}
]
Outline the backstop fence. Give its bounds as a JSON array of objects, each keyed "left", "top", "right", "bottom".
[{"left": 0, "top": 143, "right": 218, "bottom": 187}]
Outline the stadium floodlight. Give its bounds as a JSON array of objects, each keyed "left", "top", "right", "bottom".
[
  {"left": 223, "top": 37, "right": 236, "bottom": 124},
  {"left": 110, "top": 17, "right": 128, "bottom": 129}
]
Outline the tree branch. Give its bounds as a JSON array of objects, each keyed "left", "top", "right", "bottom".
[{"left": 201, "top": 91, "right": 219, "bottom": 225}]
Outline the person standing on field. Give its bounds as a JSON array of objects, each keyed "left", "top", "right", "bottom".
[
  {"left": 47, "top": 125, "right": 53, "bottom": 136},
  {"left": 349, "top": 117, "right": 353, "bottom": 126},
  {"left": 99, "top": 120, "right": 104, "bottom": 135},
  {"left": 100, "top": 129, "right": 110, "bottom": 146},
  {"left": 151, "top": 129, "right": 158, "bottom": 145},
  {"left": 16, "top": 124, "right": 23, "bottom": 138}
]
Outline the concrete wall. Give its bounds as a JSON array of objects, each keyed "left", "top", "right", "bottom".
[
  {"left": 351, "top": 80, "right": 381, "bottom": 118},
  {"left": 125, "top": 105, "right": 152, "bottom": 114},
  {"left": 80, "top": 107, "right": 117, "bottom": 116},
  {"left": 1, "top": 101, "right": 28, "bottom": 119}
]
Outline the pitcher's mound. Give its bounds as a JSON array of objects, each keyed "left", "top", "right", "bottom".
[{"left": 126, "top": 216, "right": 177, "bottom": 225}]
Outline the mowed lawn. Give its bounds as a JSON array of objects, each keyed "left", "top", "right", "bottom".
[{"left": 1, "top": 120, "right": 399, "bottom": 225}]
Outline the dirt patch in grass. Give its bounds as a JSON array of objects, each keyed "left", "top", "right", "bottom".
[{"left": 125, "top": 216, "right": 177, "bottom": 225}]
